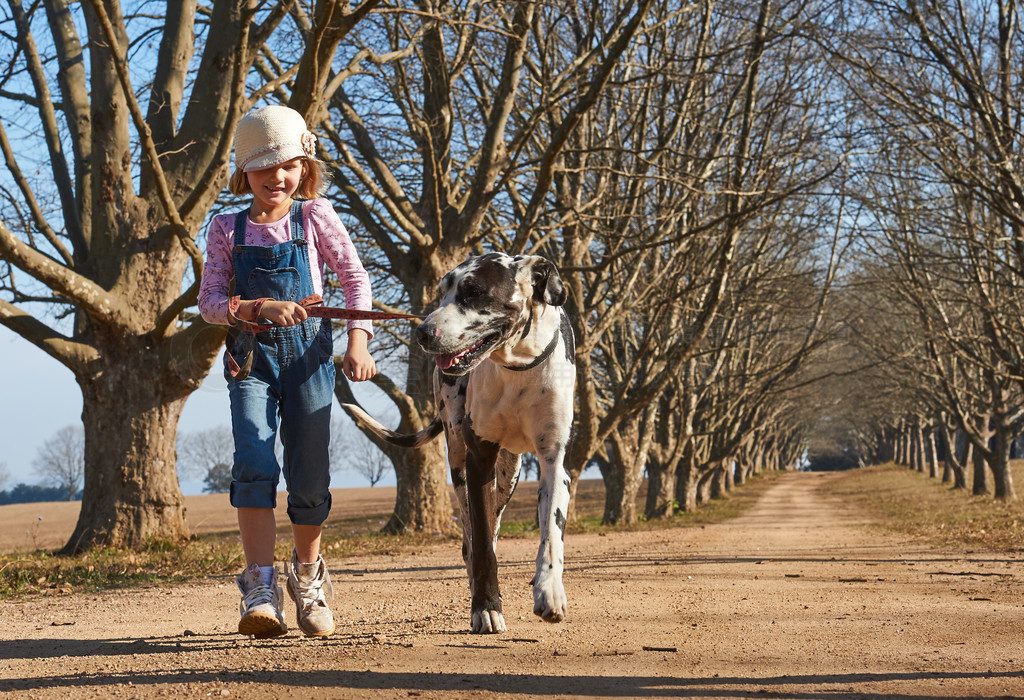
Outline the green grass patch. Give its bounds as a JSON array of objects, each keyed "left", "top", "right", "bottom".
[{"left": 821, "top": 462, "right": 1024, "bottom": 553}]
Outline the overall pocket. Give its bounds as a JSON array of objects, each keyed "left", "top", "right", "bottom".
[{"left": 247, "top": 267, "right": 300, "bottom": 301}]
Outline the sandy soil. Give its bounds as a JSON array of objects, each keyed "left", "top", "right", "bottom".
[{"left": 1, "top": 471, "right": 1023, "bottom": 699}]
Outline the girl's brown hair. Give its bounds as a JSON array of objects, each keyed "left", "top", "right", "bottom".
[{"left": 228, "top": 156, "right": 327, "bottom": 199}]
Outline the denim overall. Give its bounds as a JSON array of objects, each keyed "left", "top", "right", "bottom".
[{"left": 226, "top": 201, "right": 335, "bottom": 526}]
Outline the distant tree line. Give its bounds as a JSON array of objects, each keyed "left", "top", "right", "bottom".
[{"left": 0, "top": 483, "right": 81, "bottom": 505}]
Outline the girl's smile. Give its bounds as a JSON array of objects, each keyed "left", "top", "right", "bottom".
[{"left": 246, "top": 158, "right": 306, "bottom": 223}]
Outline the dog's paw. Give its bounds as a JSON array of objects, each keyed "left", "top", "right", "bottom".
[
  {"left": 533, "top": 576, "right": 567, "bottom": 623},
  {"left": 471, "top": 608, "right": 507, "bottom": 634}
]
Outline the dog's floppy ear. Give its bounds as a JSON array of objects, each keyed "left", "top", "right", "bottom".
[{"left": 528, "top": 256, "right": 567, "bottom": 306}]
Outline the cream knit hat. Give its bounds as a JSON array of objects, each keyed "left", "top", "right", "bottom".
[{"left": 234, "top": 105, "right": 317, "bottom": 172}]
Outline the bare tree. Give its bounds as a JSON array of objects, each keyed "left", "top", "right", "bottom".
[
  {"left": 830, "top": 0, "right": 1024, "bottom": 499},
  {"left": 202, "top": 463, "right": 233, "bottom": 495},
  {"left": 0, "top": 1, "right": 381, "bottom": 551},
  {"left": 348, "top": 435, "right": 392, "bottom": 488},
  {"left": 524, "top": 0, "right": 840, "bottom": 523},
  {"left": 176, "top": 425, "right": 234, "bottom": 482},
  {"left": 323, "top": 0, "right": 654, "bottom": 532},
  {"left": 33, "top": 425, "right": 84, "bottom": 501},
  {"left": 0, "top": 461, "right": 11, "bottom": 490},
  {"left": 327, "top": 416, "right": 391, "bottom": 487}
]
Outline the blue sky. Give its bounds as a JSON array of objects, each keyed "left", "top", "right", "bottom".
[{"left": 0, "top": 324, "right": 389, "bottom": 495}]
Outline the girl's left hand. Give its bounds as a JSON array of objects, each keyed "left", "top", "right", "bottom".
[
  {"left": 343, "top": 330, "right": 376, "bottom": 382},
  {"left": 259, "top": 300, "right": 308, "bottom": 326}
]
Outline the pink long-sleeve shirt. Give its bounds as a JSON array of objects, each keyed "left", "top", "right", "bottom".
[{"left": 198, "top": 198, "right": 373, "bottom": 337}]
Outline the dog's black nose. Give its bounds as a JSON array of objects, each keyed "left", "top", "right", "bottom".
[{"left": 414, "top": 322, "right": 432, "bottom": 349}]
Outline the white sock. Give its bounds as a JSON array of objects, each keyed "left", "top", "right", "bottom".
[{"left": 259, "top": 565, "right": 275, "bottom": 586}]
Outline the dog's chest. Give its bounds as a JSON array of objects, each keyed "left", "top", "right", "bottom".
[{"left": 463, "top": 370, "right": 542, "bottom": 454}]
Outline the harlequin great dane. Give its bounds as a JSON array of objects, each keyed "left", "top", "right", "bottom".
[{"left": 345, "top": 252, "right": 575, "bottom": 633}]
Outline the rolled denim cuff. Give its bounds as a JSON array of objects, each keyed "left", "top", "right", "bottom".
[
  {"left": 287, "top": 491, "right": 332, "bottom": 527},
  {"left": 230, "top": 479, "right": 278, "bottom": 510}
]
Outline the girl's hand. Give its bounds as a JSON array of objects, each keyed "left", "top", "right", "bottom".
[
  {"left": 259, "top": 300, "right": 308, "bottom": 326},
  {"left": 343, "top": 329, "right": 376, "bottom": 382}
]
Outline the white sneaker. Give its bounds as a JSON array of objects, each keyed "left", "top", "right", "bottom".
[
  {"left": 236, "top": 563, "right": 287, "bottom": 639},
  {"left": 286, "top": 550, "right": 335, "bottom": 637}
]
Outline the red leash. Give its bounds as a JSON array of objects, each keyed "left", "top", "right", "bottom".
[
  {"left": 225, "top": 294, "right": 422, "bottom": 379},
  {"left": 228, "top": 294, "right": 421, "bottom": 333}
]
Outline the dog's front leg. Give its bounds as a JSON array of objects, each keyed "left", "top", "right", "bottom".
[
  {"left": 464, "top": 430, "right": 505, "bottom": 633},
  {"left": 533, "top": 443, "right": 570, "bottom": 623}
]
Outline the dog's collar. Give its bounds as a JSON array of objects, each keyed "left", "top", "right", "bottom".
[{"left": 503, "top": 328, "right": 560, "bottom": 372}]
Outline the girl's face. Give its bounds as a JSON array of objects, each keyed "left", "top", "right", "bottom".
[{"left": 246, "top": 157, "right": 306, "bottom": 216}]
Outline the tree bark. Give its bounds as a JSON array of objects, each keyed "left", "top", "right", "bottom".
[
  {"left": 600, "top": 408, "right": 656, "bottom": 525},
  {"left": 675, "top": 439, "right": 702, "bottom": 514},
  {"left": 64, "top": 335, "right": 196, "bottom": 552}
]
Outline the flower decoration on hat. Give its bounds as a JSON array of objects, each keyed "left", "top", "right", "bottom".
[{"left": 301, "top": 130, "right": 317, "bottom": 158}]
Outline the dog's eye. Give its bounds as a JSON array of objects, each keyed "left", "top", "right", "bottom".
[{"left": 457, "top": 282, "right": 485, "bottom": 302}]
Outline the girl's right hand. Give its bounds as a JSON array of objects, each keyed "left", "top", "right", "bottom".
[{"left": 259, "top": 300, "right": 308, "bottom": 326}]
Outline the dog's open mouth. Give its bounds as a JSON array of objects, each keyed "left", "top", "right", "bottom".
[{"left": 434, "top": 334, "right": 500, "bottom": 374}]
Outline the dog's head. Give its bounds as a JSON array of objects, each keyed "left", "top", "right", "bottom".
[{"left": 415, "top": 253, "right": 566, "bottom": 376}]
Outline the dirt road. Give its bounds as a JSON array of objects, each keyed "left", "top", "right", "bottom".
[{"left": 2, "top": 471, "right": 1023, "bottom": 699}]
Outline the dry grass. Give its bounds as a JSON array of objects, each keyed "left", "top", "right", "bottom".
[
  {"left": 0, "top": 471, "right": 782, "bottom": 600},
  {"left": 822, "top": 461, "right": 1024, "bottom": 553}
]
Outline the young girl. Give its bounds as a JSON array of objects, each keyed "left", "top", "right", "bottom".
[{"left": 198, "top": 105, "right": 376, "bottom": 638}]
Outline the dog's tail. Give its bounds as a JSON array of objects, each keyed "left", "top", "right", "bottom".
[{"left": 343, "top": 403, "right": 443, "bottom": 448}]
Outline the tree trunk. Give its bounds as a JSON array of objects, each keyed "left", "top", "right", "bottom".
[
  {"left": 387, "top": 346, "right": 454, "bottom": 533},
  {"left": 644, "top": 453, "right": 677, "bottom": 519},
  {"left": 386, "top": 437, "right": 452, "bottom": 533},
  {"left": 600, "top": 409, "right": 653, "bottom": 525},
  {"left": 335, "top": 346, "right": 454, "bottom": 534},
  {"left": 911, "top": 418, "right": 925, "bottom": 473},
  {"left": 937, "top": 421, "right": 967, "bottom": 489},
  {"left": 708, "top": 465, "right": 727, "bottom": 500},
  {"left": 64, "top": 339, "right": 192, "bottom": 553},
  {"left": 644, "top": 392, "right": 684, "bottom": 520},
  {"left": 696, "top": 468, "right": 714, "bottom": 505},
  {"left": 990, "top": 425, "right": 1017, "bottom": 501},
  {"left": 925, "top": 427, "right": 939, "bottom": 479},
  {"left": 971, "top": 445, "right": 991, "bottom": 496},
  {"left": 675, "top": 440, "right": 701, "bottom": 513},
  {"left": 971, "top": 413, "right": 992, "bottom": 496}
]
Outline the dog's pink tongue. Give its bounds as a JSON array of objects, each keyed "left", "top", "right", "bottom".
[{"left": 435, "top": 353, "right": 457, "bottom": 370}]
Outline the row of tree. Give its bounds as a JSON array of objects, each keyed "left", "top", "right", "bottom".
[
  {"left": 802, "top": 1, "right": 1024, "bottom": 501},
  {"left": 322, "top": 0, "right": 844, "bottom": 531},
  {"left": 2, "top": 1, "right": 1018, "bottom": 552}
]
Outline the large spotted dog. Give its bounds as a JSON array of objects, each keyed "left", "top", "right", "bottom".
[{"left": 346, "top": 253, "right": 576, "bottom": 633}]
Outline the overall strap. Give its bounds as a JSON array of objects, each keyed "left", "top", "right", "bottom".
[
  {"left": 232, "top": 209, "right": 248, "bottom": 247},
  {"left": 290, "top": 200, "right": 305, "bottom": 242}
]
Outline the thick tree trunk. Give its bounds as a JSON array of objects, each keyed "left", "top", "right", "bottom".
[
  {"left": 64, "top": 340, "right": 190, "bottom": 553},
  {"left": 911, "top": 418, "right": 925, "bottom": 473},
  {"left": 644, "top": 392, "right": 683, "bottom": 520},
  {"left": 388, "top": 348, "right": 454, "bottom": 534},
  {"left": 697, "top": 467, "right": 715, "bottom": 505},
  {"left": 336, "top": 345, "right": 454, "bottom": 534},
  {"left": 937, "top": 422, "right": 967, "bottom": 489},
  {"left": 971, "top": 446, "right": 991, "bottom": 496},
  {"left": 386, "top": 437, "right": 452, "bottom": 533}
]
